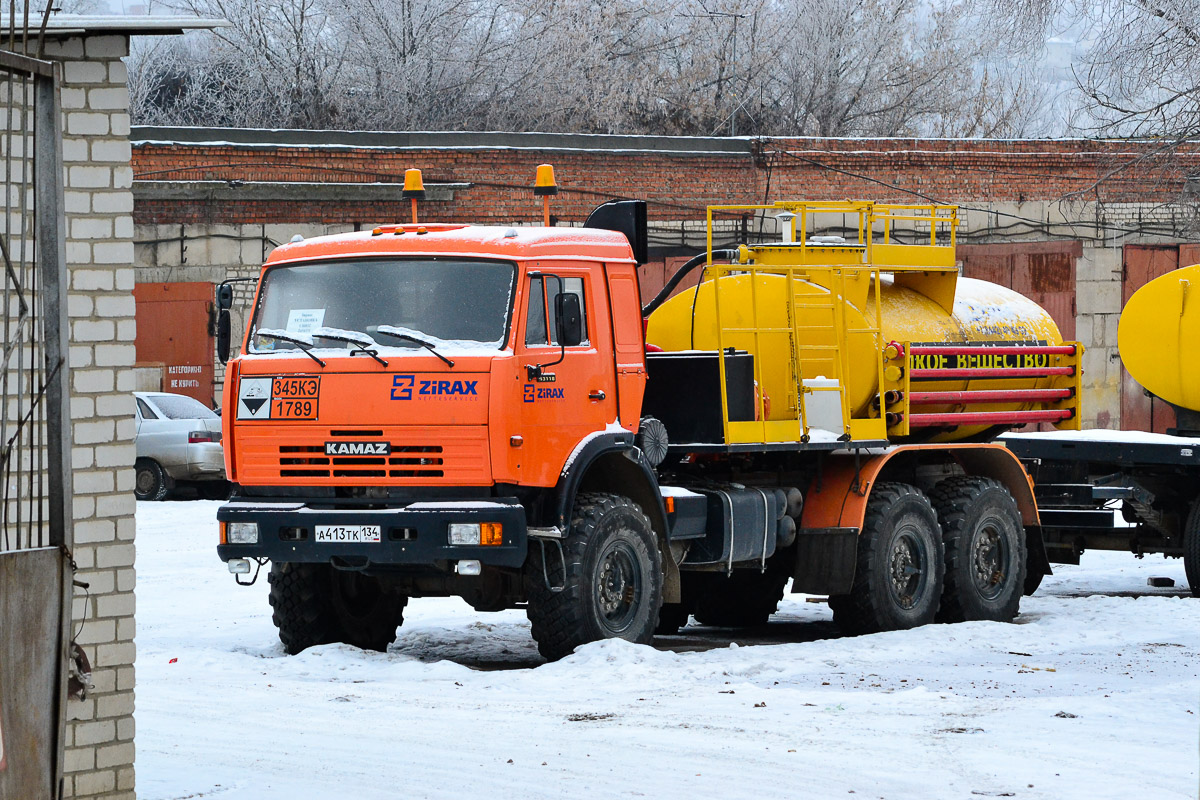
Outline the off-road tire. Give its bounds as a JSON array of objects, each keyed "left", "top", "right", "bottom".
[
  {"left": 527, "top": 493, "right": 663, "bottom": 661},
  {"left": 929, "top": 477, "right": 1026, "bottom": 623},
  {"left": 329, "top": 569, "right": 408, "bottom": 651},
  {"left": 269, "top": 562, "right": 407, "bottom": 654},
  {"left": 134, "top": 458, "right": 169, "bottom": 501},
  {"left": 655, "top": 603, "right": 690, "bottom": 635},
  {"left": 691, "top": 567, "right": 790, "bottom": 628},
  {"left": 829, "top": 482, "right": 944, "bottom": 635},
  {"left": 1184, "top": 500, "right": 1200, "bottom": 598}
]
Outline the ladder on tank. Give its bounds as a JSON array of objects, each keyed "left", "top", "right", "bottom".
[{"left": 788, "top": 265, "right": 888, "bottom": 443}]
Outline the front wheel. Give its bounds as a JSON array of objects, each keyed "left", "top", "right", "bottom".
[
  {"left": 527, "top": 493, "right": 663, "bottom": 661},
  {"left": 830, "top": 482, "right": 944, "bottom": 635},
  {"left": 269, "top": 562, "right": 407, "bottom": 654}
]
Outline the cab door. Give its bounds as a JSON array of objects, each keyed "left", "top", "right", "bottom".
[{"left": 515, "top": 265, "right": 616, "bottom": 486}]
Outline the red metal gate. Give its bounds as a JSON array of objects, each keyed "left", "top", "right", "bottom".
[
  {"left": 133, "top": 281, "right": 217, "bottom": 406},
  {"left": 957, "top": 241, "right": 1080, "bottom": 340}
]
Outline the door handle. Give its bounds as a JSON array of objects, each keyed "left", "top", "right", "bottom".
[{"left": 589, "top": 390, "right": 606, "bottom": 401}]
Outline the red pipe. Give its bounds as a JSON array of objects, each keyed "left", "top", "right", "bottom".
[
  {"left": 911, "top": 367, "right": 1075, "bottom": 379},
  {"left": 907, "top": 388, "right": 1073, "bottom": 404},
  {"left": 908, "top": 345, "right": 1077, "bottom": 356},
  {"left": 909, "top": 409, "right": 1073, "bottom": 427}
]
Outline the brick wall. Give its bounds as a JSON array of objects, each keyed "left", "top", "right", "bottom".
[
  {"left": 45, "top": 32, "right": 138, "bottom": 800},
  {"left": 129, "top": 134, "right": 1200, "bottom": 226}
]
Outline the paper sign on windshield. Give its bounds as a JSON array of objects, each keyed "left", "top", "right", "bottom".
[{"left": 286, "top": 308, "right": 325, "bottom": 334}]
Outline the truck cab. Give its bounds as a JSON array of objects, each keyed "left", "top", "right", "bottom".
[{"left": 217, "top": 215, "right": 666, "bottom": 658}]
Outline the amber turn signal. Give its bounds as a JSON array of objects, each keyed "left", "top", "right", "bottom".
[{"left": 480, "top": 522, "right": 503, "bottom": 546}]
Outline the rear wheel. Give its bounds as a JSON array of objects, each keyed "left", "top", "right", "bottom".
[
  {"left": 930, "top": 477, "right": 1026, "bottom": 623},
  {"left": 268, "top": 562, "right": 407, "bottom": 654},
  {"left": 830, "top": 483, "right": 944, "bottom": 635},
  {"left": 692, "top": 567, "right": 790, "bottom": 628},
  {"left": 527, "top": 493, "right": 662, "bottom": 661},
  {"left": 134, "top": 458, "right": 169, "bottom": 501},
  {"left": 1184, "top": 500, "right": 1200, "bottom": 598}
]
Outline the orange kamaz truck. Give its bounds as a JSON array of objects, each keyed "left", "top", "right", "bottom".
[{"left": 216, "top": 185, "right": 1082, "bottom": 660}]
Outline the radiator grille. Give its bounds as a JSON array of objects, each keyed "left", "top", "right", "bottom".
[
  {"left": 236, "top": 426, "right": 490, "bottom": 485},
  {"left": 278, "top": 444, "right": 445, "bottom": 478}
]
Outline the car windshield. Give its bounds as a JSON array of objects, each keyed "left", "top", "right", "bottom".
[
  {"left": 149, "top": 394, "right": 217, "bottom": 420},
  {"left": 249, "top": 258, "right": 516, "bottom": 353}
]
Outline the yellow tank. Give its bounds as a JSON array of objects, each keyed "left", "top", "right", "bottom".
[
  {"left": 1118, "top": 263, "right": 1200, "bottom": 413},
  {"left": 646, "top": 257, "right": 1074, "bottom": 443}
]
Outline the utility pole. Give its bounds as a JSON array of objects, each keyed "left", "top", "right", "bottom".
[{"left": 681, "top": 5, "right": 747, "bottom": 137}]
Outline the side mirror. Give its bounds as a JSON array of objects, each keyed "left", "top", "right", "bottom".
[
  {"left": 217, "top": 310, "right": 232, "bottom": 364},
  {"left": 555, "top": 292, "right": 583, "bottom": 348},
  {"left": 216, "top": 283, "right": 233, "bottom": 311}
]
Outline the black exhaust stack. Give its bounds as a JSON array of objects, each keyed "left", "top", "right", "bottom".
[{"left": 584, "top": 200, "right": 647, "bottom": 265}]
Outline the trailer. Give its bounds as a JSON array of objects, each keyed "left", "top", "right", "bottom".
[
  {"left": 213, "top": 173, "right": 1085, "bottom": 660},
  {"left": 1003, "top": 263, "right": 1200, "bottom": 596}
]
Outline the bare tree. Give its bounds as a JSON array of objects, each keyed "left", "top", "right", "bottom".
[
  {"left": 130, "top": 0, "right": 1050, "bottom": 138},
  {"left": 978, "top": 0, "right": 1200, "bottom": 139}
]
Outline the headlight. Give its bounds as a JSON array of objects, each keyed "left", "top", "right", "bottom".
[
  {"left": 448, "top": 523, "right": 480, "bottom": 545},
  {"left": 228, "top": 522, "right": 259, "bottom": 544}
]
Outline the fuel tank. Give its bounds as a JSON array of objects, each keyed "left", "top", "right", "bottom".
[
  {"left": 645, "top": 271, "right": 1065, "bottom": 442},
  {"left": 1118, "top": 262, "right": 1200, "bottom": 415}
]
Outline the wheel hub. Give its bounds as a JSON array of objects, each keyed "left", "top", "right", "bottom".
[
  {"left": 971, "top": 521, "right": 1007, "bottom": 600},
  {"left": 596, "top": 543, "right": 640, "bottom": 632},
  {"left": 889, "top": 531, "right": 925, "bottom": 610}
]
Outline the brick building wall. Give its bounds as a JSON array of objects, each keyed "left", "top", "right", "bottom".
[
  {"left": 45, "top": 32, "right": 138, "bottom": 800},
  {"left": 129, "top": 129, "right": 1200, "bottom": 428}
]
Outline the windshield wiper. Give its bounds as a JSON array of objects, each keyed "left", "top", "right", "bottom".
[
  {"left": 311, "top": 329, "right": 389, "bottom": 367},
  {"left": 374, "top": 327, "right": 455, "bottom": 368},
  {"left": 256, "top": 330, "right": 326, "bottom": 368}
]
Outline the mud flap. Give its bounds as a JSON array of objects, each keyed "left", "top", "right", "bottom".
[{"left": 792, "top": 527, "right": 858, "bottom": 595}]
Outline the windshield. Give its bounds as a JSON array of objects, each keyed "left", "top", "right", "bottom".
[
  {"left": 249, "top": 258, "right": 516, "bottom": 353},
  {"left": 148, "top": 394, "right": 218, "bottom": 420}
]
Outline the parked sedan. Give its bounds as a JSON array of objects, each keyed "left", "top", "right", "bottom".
[{"left": 134, "top": 391, "right": 226, "bottom": 500}]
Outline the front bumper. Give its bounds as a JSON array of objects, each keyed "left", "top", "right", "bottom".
[{"left": 216, "top": 497, "right": 528, "bottom": 569}]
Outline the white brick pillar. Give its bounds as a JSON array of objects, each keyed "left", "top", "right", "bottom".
[{"left": 44, "top": 32, "right": 138, "bottom": 800}]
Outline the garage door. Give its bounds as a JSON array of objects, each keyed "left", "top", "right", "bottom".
[
  {"left": 133, "top": 282, "right": 216, "bottom": 407},
  {"left": 957, "top": 241, "right": 1080, "bottom": 340}
]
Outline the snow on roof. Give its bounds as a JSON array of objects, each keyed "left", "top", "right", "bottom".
[
  {"left": 265, "top": 224, "right": 635, "bottom": 265},
  {"left": 0, "top": 14, "right": 229, "bottom": 37}
]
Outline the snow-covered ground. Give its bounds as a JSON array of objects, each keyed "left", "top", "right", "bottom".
[{"left": 135, "top": 501, "right": 1200, "bottom": 800}]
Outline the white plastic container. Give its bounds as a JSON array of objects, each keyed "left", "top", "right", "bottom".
[{"left": 801, "top": 377, "right": 844, "bottom": 434}]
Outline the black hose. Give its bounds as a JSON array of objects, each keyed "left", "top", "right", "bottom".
[{"left": 641, "top": 249, "right": 737, "bottom": 317}]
